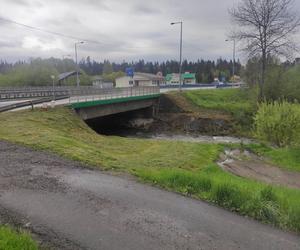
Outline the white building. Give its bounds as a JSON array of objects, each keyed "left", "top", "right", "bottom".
[
  {"left": 116, "top": 72, "right": 164, "bottom": 88},
  {"left": 91, "top": 76, "right": 114, "bottom": 89}
]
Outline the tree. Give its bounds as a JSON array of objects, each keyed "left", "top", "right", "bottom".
[
  {"left": 230, "top": 0, "right": 300, "bottom": 99},
  {"left": 103, "top": 60, "right": 113, "bottom": 74}
]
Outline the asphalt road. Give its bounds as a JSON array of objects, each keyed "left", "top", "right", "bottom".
[{"left": 0, "top": 140, "right": 299, "bottom": 250}]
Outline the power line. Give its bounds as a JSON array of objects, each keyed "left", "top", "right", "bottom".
[{"left": 0, "top": 16, "right": 107, "bottom": 45}]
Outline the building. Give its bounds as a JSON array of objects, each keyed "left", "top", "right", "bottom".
[
  {"left": 115, "top": 72, "right": 165, "bottom": 88},
  {"left": 58, "top": 71, "right": 81, "bottom": 85},
  {"left": 165, "top": 72, "right": 196, "bottom": 85},
  {"left": 91, "top": 76, "right": 114, "bottom": 89}
]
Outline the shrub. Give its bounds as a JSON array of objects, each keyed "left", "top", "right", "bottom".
[{"left": 254, "top": 101, "right": 300, "bottom": 147}]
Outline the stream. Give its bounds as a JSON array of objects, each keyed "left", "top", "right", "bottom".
[{"left": 107, "top": 130, "right": 254, "bottom": 144}]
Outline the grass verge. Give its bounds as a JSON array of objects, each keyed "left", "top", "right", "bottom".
[
  {"left": 0, "top": 107, "right": 300, "bottom": 233},
  {"left": 0, "top": 226, "right": 38, "bottom": 250}
]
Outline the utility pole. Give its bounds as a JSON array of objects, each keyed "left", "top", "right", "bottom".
[
  {"left": 171, "top": 21, "right": 183, "bottom": 91},
  {"left": 75, "top": 41, "right": 84, "bottom": 87},
  {"left": 226, "top": 39, "right": 236, "bottom": 80},
  {"left": 51, "top": 75, "right": 55, "bottom": 101}
]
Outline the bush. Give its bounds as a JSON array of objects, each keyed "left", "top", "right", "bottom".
[{"left": 254, "top": 101, "right": 300, "bottom": 147}]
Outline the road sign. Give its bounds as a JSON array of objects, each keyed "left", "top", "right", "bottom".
[{"left": 126, "top": 67, "right": 134, "bottom": 77}]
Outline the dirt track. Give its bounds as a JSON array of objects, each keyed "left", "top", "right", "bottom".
[
  {"left": 0, "top": 141, "right": 299, "bottom": 250},
  {"left": 218, "top": 149, "right": 300, "bottom": 189}
]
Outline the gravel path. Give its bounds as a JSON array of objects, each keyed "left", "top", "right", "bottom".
[{"left": 0, "top": 141, "right": 299, "bottom": 250}]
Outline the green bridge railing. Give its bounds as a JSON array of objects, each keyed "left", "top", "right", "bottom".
[{"left": 69, "top": 86, "right": 160, "bottom": 108}]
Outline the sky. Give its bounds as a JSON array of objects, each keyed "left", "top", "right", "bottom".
[{"left": 0, "top": 0, "right": 300, "bottom": 63}]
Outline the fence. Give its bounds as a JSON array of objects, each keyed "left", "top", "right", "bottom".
[
  {"left": 0, "top": 86, "right": 160, "bottom": 101},
  {"left": 69, "top": 86, "right": 160, "bottom": 104}
]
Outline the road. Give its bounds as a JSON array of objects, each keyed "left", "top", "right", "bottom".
[
  {"left": 0, "top": 99, "right": 33, "bottom": 108},
  {"left": 0, "top": 86, "right": 217, "bottom": 111},
  {"left": 0, "top": 140, "right": 299, "bottom": 250}
]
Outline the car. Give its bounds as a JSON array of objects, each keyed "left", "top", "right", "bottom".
[{"left": 216, "top": 82, "right": 232, "bottom": 88}]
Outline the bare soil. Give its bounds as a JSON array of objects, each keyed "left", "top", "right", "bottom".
[
  {"left": 152, "top": 94, "right": 235, "bottom": 135},
  {"left": 218, "top": 149, "right": 300, "bottom": 189}
]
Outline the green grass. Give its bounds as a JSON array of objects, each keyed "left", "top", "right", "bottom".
[
  {"left": 0, "top": 108, "right": 223, "bottom": 172},
  {"left": 184, "top": 88, "right": 255, "bottom": 114},
  {"left": 137, "top": 165, "right": 300, "bottom": 231},
  {"left": 0, "top": 226, "right": 38, "bottom": 250},
  {"left": 184, "top": 88, "right": 257, "bottom": 133},
  {"left": 0, "top": 107, "right": 300, "bottom": 233},
  {"left": 246, "top": 144, "right": 300, "bottom": 172}
]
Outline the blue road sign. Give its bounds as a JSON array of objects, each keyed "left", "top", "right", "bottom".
[{"left": 126, "top": 67, "right": 134, "bottom": 77}]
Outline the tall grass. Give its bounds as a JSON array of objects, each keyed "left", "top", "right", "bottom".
[
  {"left": 254, "top": 101, "right": 300, "bottom": 147},
  {"left": 0, "top": 226, "right": 38, "bottom": 250},
  {"left": 137, "top": 166, "right": 300, "bottom": 232}
]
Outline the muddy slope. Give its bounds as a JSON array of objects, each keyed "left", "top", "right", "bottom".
[
  {"left": 152, "top": 93, "right": 235, "bottom": 135},
  {"left": 218, "top": 149, "right": 300, "bottom": 189}
]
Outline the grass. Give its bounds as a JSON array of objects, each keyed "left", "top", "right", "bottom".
[
  {"left": 0, "top": 226, "right": 38, "bottom": 250},
  {"left": 184, "top": 88, "right": 255, "bottom": 114},
  {"left": 184, "top": 88, "right": 257, "bottom": 134},
  {"left": 0, "top": 107, "right": 300, "bottom": 233},
  {"left": 246, "top": 144, "right": 300, "bottom": 172},
  {"left": 0, "top": 108, "right": 223, "bottom": 171}
]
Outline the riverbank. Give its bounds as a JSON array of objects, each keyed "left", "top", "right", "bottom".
[{"left": 0, "top": 107, "right": 300, "bottom": 233}]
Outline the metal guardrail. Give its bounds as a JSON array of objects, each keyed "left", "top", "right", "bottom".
[
  {"left": 0, "top": 96, "right": 69, "bottom": 113},
  {"left": 69, "top": 86, "right": 160, "bottom": 104},
  {"left": 0, "top": 86, "right": 160, "bottom": 101}
]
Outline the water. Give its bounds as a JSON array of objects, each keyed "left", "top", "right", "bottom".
[{"left": 124, "top": 132, "right": 254, "bottom": 144}]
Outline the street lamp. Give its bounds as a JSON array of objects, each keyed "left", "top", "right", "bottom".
[
  {"left": 171, "top": 21, "right": 183, "bottom": 92},
  {"left": 226, "top": 39, "right": 236, "bottom": 81},
  {"left": 51, "top": 75, "right": 55, "bottom": 101},
  {"left": 75, "top": 41, "right": 84, "bottom": 87}
]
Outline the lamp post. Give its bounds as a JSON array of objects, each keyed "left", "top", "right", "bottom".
[
  {"left": 226, "top": 39, "right": 236, "bottom": 81},
  {"left": 75, "top": 41, "right": 84, "bottom": 87},
  {"left": 171, "top": 21, "right": 183, "bottom": 92},
  {"left": 51, "top": 75, "right": 55, "bottom": 101}
]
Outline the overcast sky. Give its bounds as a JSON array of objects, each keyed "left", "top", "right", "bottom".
[{"left": 0, "top": 0, "right": 300, "bottom": 63}]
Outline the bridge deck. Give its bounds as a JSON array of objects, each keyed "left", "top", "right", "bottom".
[
  {"left": 0, "top": 86, "right": 160, "bottom": 112},
  {"left": 70, "top": 94, "right": 160, "bottom": 109}
]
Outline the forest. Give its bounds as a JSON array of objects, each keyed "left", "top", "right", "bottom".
[{"left": 0, "top": 57, "right": 242, "bottom": 86}]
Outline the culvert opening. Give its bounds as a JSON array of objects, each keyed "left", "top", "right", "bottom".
[{"left": 84, "top": 108, "right": 154, "bottom": 136}]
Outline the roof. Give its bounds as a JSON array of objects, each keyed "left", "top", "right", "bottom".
[
  {"left": 117, "top": 72, "right": 164, "bottom": 81},
  {"left": 92, "top": 75, "right": 104, "bottom": 81},
  {"left": 134, "top": 72, "right": 164, "bottom": 81},
  {"left": 165, "top": 73, "right": 196, "bottom": 81},
  {"left": 183, "top": 73, "right": 196, "bottom": 79},
  {"left": 58, "top": 71, "right": 81, "bottom": 81}
]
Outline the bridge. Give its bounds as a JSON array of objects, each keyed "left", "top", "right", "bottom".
[{"left": 0, "top": 86, "right": 161, "bottom": 120}]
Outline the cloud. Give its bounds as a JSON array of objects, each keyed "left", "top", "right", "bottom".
[
  {"left": 133, "top": 4, "right": 161, "bottom": 15},
  {"left": 0, "top": 0, "right": 299, "bottom": 63}
]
